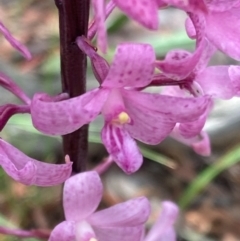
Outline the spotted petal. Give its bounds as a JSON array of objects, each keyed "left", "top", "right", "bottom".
[
  {"left": 101, "top": 124, "right": 143, "bottom": 174},
  {"left": 123, "top": 90, "right": 210, "bottom": 123},
  {"left": 88, "top": 197, "right": 150, "bottom": 227},
  {"left": 205, "top": 6, "right": 240, "bottom": 60},
  {"left": 196, "top": 66, "right": 237, "bottom": 99},
  {"left": 31, "top": 88, "right": 110, "bottom": 135},
  {"left": 102, "top": 44, "right": 155, "bottom": 88},
  {"left": 113, "top": 0, "right": 159, "bottom": 30},
  {"left": 63, "top": 171, "right": 103, "bottom": 222},
  {"left": 0, "top": 140, "right": 72, "bottom": 186}
]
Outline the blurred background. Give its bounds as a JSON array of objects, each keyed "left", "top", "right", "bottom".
[{"left": 0, "top": 1, "right": 240, "bottom": 240}]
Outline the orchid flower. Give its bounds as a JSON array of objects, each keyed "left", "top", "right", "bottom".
[
  {"left": 143, "top": 201, "right": 179, "bottom": 241},
  {"left": 0, "top": 139, "right": 72, "bottom": 186},
  {"left": 49, "top": 171, "right": 150, "bottom": 241},
  {"left": 0, "top": 20, "right": 31, "bottom": 60},
  {"left": 31, "top": 39, "right": 210, "bottom": 174},
  {"left": 154, "top": 38, "right": 240, "bottom": 144},
  {"left": 185, "top": 0, "right": 240, "bottom": 60}
]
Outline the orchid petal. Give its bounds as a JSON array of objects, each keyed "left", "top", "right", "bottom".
[
  {"left": 192, "top": 131, "right": 211, "bottom": 156},
  {"left": 163, "top": 0, "right": 207, "bottom": 12},
  {"left": 92, "top": 0, "right": 107, "bottom": 52},
  {"left": 228, "top": 65, "right": 240, "bottom": 96},
  {"left": 113, "top": 0, "right": 158, "bottom": 30},
  {"left": 123, "top": 92, "right": 175, "bottom": 144},
  {"left": 123, "top": 90, "right": 210, "bottom": 122},
  {"left": 155, "top": 39, "right": 206, "bottom": 80},
  {"left": 205, "top": 0, "right": 239, "bottom": 12},
  {"left": 49, "top": 221, "right": 75, "bottom": 241},
  {"left": 31, "top": 88, "right": 109, "bottom": 135},
  {"left": 170, "top": 128, "right": 211, "bottom": 156},
  {"left": 76, "top": 221, "right": 96, "bottom": 241},
  {"left": 0, "top": 72, "right": 31, "bottom": 105},
  {"left": 88, "top": 197, "right": 150, "bottom": 227},
  {"left": 0, "top": 21, "right": 31, "bottom": 60},
  {"left": 0, "top": 140, "right": 72, "bottom": 186},
  {"left": 145, "top": 201, "right": 178, "bottom": 241},
  {"left": 101, "top": 124, "right": 142, "bottom": 174},
  {"left": 178, "top": 110, "right": 207, "bottom": 138},
  {"left": 63, "top": 171, "right": 103, "bottom": 222},
  {"left": 185, "top": 17, "right": 196, "bottom": 39},
  {"left": 92, "top": 226, "right": 145, "bottom": 241},
  {"left": 196, "top": 66, "right": 236, "bottom": 99},
  {"left": 77, "top": 36, "right": 110, "bottom": 84},
  {"left": 205, "top": 6, "right": 240, "bottom": 60},
  {"left": 102, "top": 44, "right": 155, "bottom": 88},
  {"left": 0, "top": 104, "right": 30, "bottom": 131}
]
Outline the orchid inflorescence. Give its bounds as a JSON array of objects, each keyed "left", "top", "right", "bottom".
[{"left": 0, "top": 0, "right": 239, "bottom": 240}]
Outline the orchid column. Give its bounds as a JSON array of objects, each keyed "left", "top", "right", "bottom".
[{"left": 54, "top": 0, "right": 90, "bottom": 173}]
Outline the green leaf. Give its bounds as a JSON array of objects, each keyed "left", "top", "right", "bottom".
[{"left": 179, "top": 145, "right": 240, "bottom": 209}]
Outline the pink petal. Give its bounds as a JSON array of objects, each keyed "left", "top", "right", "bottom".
[
  {"left": 0, "top": 21, "right": 31, "bottom": 60},
  {"left": 228, "top": 65, "right": 240, "bottom": 96},
  {"left": 185, "top": 17, "right": 196, "bottom": 39},
  {"left": 113, "top": 0, "right": 159, "bottom": 29},
  {"left": 92, "top": 226, "right": 145, "bottom": 241},
  {"left": 123, "top": 90, "right": 210, "bottom": 123},
  {"left": 92, "top": 0, "right": 107, "bottom": 53},
  {"left": 101, "top": 124, "right": 143, "bottom": 174},
  {"left": 196, "top": 66, "right": 236, "bottom": 99},
  {"left": 63, "top": 171, "right": 103, "bottom": 222},
  {"left": 206, "top": 0, "right": 239, "bottom": 12},
  {"left": 49, "top": 221, "right": 75, "bottom": 241},
  {"left": 76, "top": 221, "right": 96, "bottom": 241},
  {"left": 145, "top": 201, "right": 178, "bottom": 241},
  {"left": 192, "top": 131, "right": 211, "bottom": 156},
  {"left": 0, "top": 139, "right": 72, "bottom": 186},
  {"left": 0, "top": 104, "right": 30, "bottom": 131},
  {"left": 77, "top": 36, "right": 110, "bottom": 84},
  {"left": 155, "top": 39, "right": 207, "bottom": 80},
  {"left": 31, "top": 88, "right": 110, "bottom": 135},
  {"left": 0, "top": 72, "right": 31, "bottom": 105},
  {"left": 88, "top": 197, "right": 150, "bottom": 227},
  {"left": 123, "top": 92, "right": 175, "bottom": 144},
  {"left": 178, "top": 100, "right": 212, "bottom": 138},
  {"left": 163, "top": 0, "right": 207, "bottom": 12},
  {"left": 205, "top": 6, "right": 240, "bottom": 60},
  {"left": 170, "top": 128, "right": 211, "bottom": 156},
  {"left": 102, "top": 44, "right": 155, "bottom": 88}
]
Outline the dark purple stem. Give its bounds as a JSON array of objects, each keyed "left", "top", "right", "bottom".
[{"left": 54, "top": 0, "right": 90, "bottom": 173}]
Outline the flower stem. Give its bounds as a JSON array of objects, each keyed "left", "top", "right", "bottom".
[{"left": 55, "top": 0, "right": 90, "bottom": 173}]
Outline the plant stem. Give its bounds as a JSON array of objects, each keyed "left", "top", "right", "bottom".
[{"left": 55, "top": 0, "right": 90, "bottom": 173}]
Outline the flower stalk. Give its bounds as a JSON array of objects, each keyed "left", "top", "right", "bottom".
[{"left": 54, "top": 0, "right": 90, "bottom": 173}]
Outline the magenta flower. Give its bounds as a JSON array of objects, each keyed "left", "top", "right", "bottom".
[
  {"left": 0, "top": 20, "right": 31, "bottom": 60},
  {"left": 49, "top": 171, "right": 150, "bottom": 241},
  {"left": 155, "top": 38, "right": 240, "bottom": 141},
  {"left": 31, "top": 40, "right": 209, "bottom": 173},
  {"left": 0, "top": 139, "right": 72, "bottom": 186},
  {"left": 185, "top": 1, "right": 240, "bottom": 60},
  {"left": 144, "top": 201, "right": 178, "bottom": 241}
]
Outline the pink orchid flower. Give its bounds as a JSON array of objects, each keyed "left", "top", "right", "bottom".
[
  {"left": 49, "top": 171, "right": 150, "bottom": 241},
  {"left": 0, "top": 139, "right": 72, "bottom": 186},
  {"left": 185, "top": 0, "right": 240, "bottom": 60},
  {"left": 143, "top": 201, "right": 179, "bottom": 241},
  {"left": 31, "top": 39, "right": 210, "bottom": 174},
  {"left": 0, "top": 20, "right": 31, "bottom": 60},
  {"left": 154, "top": 38, "right": 240, "bottom": 144}
]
